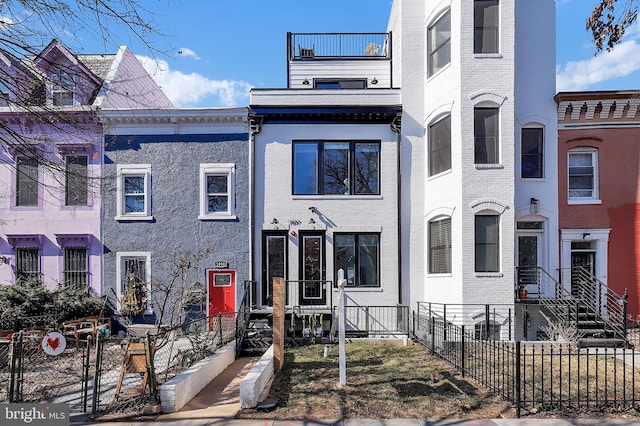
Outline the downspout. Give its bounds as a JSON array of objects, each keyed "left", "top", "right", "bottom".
[
  {"left": 248, "top": 114, "right": 262, "bottom": 289},
  {"left": 390, "top": 114, "right": 402, "bottom": 305}
]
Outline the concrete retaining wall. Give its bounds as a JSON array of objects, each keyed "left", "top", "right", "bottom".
[
  {"left": 240, "top": 345, "right": 274, "bottom": 408},
  {"left": 160, "top": 341, "right": 236, "bottom": 413}
]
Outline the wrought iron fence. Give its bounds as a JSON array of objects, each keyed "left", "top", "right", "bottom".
[
  {"left": 414, "top": 313, "right": 640, "bottom": 417},
  {"left": 338, "top": 305, "right": 409, "bottom": 337},
  {"left": 288, "top": 32, "right": 391, "bottom": 59}
]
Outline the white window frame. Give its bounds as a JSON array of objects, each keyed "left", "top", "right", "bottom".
[
  {"left": 116, "top": 164, "right": 152, "bottom": 221},
  {"left": 116, "top": 252, "right": 152, "bottom": 315},
  {"left": 568, "top": 148, "right": 600, "bottom": 204},
  {"left": 428, "top": 216, "right": 452, "bottom": 275},
  {"left": 199, "top": 163, "right": 236, "bottom": 220},
  {"left": 51, "top": 70, "right": 76, "bottom": 106}
]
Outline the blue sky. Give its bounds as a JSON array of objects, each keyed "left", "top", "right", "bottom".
[{"left": 68, "top": 1, "right": 640, "bottom": 107}]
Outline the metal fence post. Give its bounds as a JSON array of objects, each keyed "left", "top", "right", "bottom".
[
  {"left": 515, "top": 340, "right": 521, "bottom": 418},
  {"left": 461, "top": 325, "right": 466, "bottom": 378},
  {"left": 431, "top": 316, "right": 435, "bottom": 352},
  {"left": 218, "top": 313, "right": 223, "bottom": 346},
  {"left": 82, "top": 336, "right": 92, "bottom": 412},
  {"left": 91, "top": 333, "right": 103, "bottom": 415}
]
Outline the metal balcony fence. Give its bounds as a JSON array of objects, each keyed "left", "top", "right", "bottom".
[{"left": 288, "top": 32, "right": 391, "bottom": 60}]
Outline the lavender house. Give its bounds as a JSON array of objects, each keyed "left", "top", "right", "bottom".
[{"left": 0, "top": 39, "right": 172, "bottom": 295}]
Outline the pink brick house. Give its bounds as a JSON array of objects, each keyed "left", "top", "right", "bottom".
[{"left": 0, "top": 39, "right": 172, "bottom": 295}]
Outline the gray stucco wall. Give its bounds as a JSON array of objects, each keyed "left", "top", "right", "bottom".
[{"left": 102, "top": 133, "right": 250, "bottom": 325}]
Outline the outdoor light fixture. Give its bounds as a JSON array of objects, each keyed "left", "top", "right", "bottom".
[
  {"left": 309, "top": 206, "right": 317, "bottom": 213},
  {"left": 302, "top": 78, "right": 310, "bottom": 85},
  {"left": 0, "top": 255, "right": 7, "bottom": 265},
  {"left": 309, "top": 218, "right": 316, "bottom": 224},
  {"left": 583, "top": 233, "right": 591, "bottom": 240},
  {"left": 271, "top": 218, "right": 278, "bottom": 224},
  {"left": 530, "top": 197, "right": 539, "bottom": 214},
  {"left": 371, "top": 77, "right": 378, "bottom": 85}
]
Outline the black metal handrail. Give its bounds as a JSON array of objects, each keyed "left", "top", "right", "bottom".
[
  {"left": 235, "top": 280, "right": 254, "bottom": 358},
  {"left": 288, "top": 32, "right": 391, "bottom": 60}
]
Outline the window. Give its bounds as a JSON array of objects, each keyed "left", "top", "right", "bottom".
[
  {"left": 475, "top": 320, "right": 501, "bottom": 340},
  {"left": 429, "top": 115, "right": 451, "bottom": 176},
  {"left": 293, "top": 141, "right": 380, "bottom": 195},
  {"left": 475, "top": 214, "right": 499, "bottom": 272},
  {"left": 116, "top": 253, "right": 151, "bottom": 315},
  {"left": 199, "top": 163, "right": 236, "bottom": 219},
  {"left": 474, "top": 0, "right": 499, "bottom": 54},
  {"left": 65, "top": 155, "right": 88, "bottom": 206},
  {"left": 16, "top": 156, "right": 39, "bottom": 206},
  {"left": 314, "top": 79, "right": 367, "bottom": 89},
  {"left": 116, "top": 164, "right": 151, "bottom": 220},
  {"left": 474, "top": 107, "right": 499, "bottom": 164},
  {"left": 52, "top": 70, "right": 75, "bottom": 106},
  {"left": 521, "top": 128, "right": 543, "bottom": 178},
  {"left": 334, "top": 233, "right": 380, "bottom": 287},
  {"left": 428, "top": 10, "right": 451, "bottom": 77},
  {"left": 429, "top": 218, "right": 451, "bottom": 274},
  {"left": 16, "top": 247, "right": 40, "bottom": 284},
  {"left": 569, "top": 149, "right": 598, "bottom": 200},
  {"left": 64, "top": 247, "right": 87, "bottom": 289}
]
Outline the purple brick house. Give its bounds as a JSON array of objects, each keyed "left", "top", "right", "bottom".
[{"left": 0, "top": 39, "right": 172, "bottom": 296}]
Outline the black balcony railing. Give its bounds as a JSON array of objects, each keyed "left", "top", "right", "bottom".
[{"left": 288, "top": 32, "right": 391, "bottom": 60}]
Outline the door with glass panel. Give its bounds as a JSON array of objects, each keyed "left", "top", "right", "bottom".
[
  {"left": 298, "top": 232, "right": 326, "bottom": 306},
  {"left": 262, "top": 232, "right": 287, "bottom": 306}
]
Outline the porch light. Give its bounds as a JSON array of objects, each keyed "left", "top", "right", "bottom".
[
  {"left": 530, "top": 198, "right": 539, "bottom": 214},
  {"left": 371, "top": 77, "right": 378, "bottom": 85},
  {"left": 309, "top": 218, "right": 316, "bottom": 224},
  {"left": 302, "top": 78, "right": 310, "bottom": 85},
  {"left": 271, "top": 218, "right": 279, "bottom": 224}
]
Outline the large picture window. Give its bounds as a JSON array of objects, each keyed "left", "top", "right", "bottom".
[
  {"left": 474, "top": 0, "right": 499, "bottom": 54},
  {"left": 293, "top": 141, "right": 380, "bottom": 195},
  {"left": 568, "top": 148, "right": 598, "bottom": 201},
  {"left": 65, "top": 155, "right": 88, "bottom": 206},
  {"left": 16, "top": 156, "right": 39, "bottom": 207},
  {"left": 334, "top": 233, "right": 380, "bottom": 287},
  {"left": 475, "top": 214, "right": 499, "bottom": 273},
  {"left": 429, "top": 218, "right": 452, "bottom": 274},
  {"left": 429, "top": 115, "right": 451, "bottom": 176},
  {"left": 474, "top": 107, "right": 499, "bottom": 164},
  {"left": 521, "top": 128, "right": 543, "bottom": 179},
  {"left": 428, "top": 10, "right": 451, "bottom": 77}
]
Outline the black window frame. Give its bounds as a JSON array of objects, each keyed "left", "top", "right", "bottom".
[
  {"left": 334, "top": 233, "right": 380, "bottom": 288},
  {"left": 292, "top": 140, "right": 381, "bottom": 195},
  {"left": 521, "top": 127, "right": 544, "bottom": 179},
  {"left": 16, "top": 155, "right": 39, "bottom": 206},
  {"left": 314, "top": 79, "right": 367, "bottom": 89},
  {"left": 474, "top": 106, "right": 499, "bottom": 164},
  {"left": 429, "top": 114, "right": 452, "bottom": 176},
  {"left": 65, "top": 155, "right": 88, "bottom": 206},
  {"left": 474, "top": 0, "right": 500, "bottom": 54}
]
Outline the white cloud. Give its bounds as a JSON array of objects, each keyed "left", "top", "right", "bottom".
[
  {"left": 556, "top": 40, "right": 640, "bottom": 91},
  {"left": 178, "top": 47, "right": 200, "bottom": 60},
  {"left": 556, "top": 21, "right": 640, "bottom": 91},
  {"left": 136, "top": 55, "right": 251, "bottom": 107}
]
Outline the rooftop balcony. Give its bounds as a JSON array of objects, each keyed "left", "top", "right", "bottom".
[{"left": 286, "top": 32, "right": 393, "bottom": 89}]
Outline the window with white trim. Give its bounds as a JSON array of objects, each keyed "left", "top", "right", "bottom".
[
  {"left": 474, "top": 0, "right": 499, "bottom": 54},
  {"left": 116, "top": 164, "right": 152, "bottom": 220},
  {"left": 568, "top": 148, "right": 598, "bottom": 201},
  {"left": 199, "top": 163, "right": 236, "bottom": 220},
  {"left": 51, "top": 70, "right": 75, "bottom": 106},
  {"left": 475, "top": 214, "right": 500, "bottom": 273},
  {"left": 116, "top": 252, "right": 151, "bottom": 316},
  {"left": 428, "top": 10, "right": 451, "bottom": 77},
  {"left": 521, "top": 127, "right": 543, "bottom": 179},
  {"left": 429, "top": 217, "right": 451, "bottom": 274},
  {"left": 429, "top": 115, "right": 451, "bottom": 176}
]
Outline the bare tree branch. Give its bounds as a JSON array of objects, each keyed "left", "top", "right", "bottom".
[{"left": 587, "top": 0, "right": 638, "bottom": 54}]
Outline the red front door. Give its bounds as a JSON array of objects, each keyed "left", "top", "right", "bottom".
[{"left": 208, "top": 269, "right": 236, "bottom": 315}]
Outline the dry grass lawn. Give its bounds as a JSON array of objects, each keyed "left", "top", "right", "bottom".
[{"left": 236, "top": 341, "right": 515, "bottom": 420}]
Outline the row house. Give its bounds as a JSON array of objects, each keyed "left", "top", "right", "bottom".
[
  {"left": 390, "top": 0, "right": 559, "bottom": 340},
  {"left": 0, "top": 40, "right": 172, "bottom": 296},
  {"left": 99, "top": 108, "right": 250, "bottom": 327},
  {"left": 556, "top": 91, "right": 640, "bottom": 327},
  {"left": 250, "top": 31, "right": 402, "bottom": 322}
]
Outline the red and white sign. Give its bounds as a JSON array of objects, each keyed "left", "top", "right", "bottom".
[{"left": 42, "top": 331, "right": 66, "bottom": 356}]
